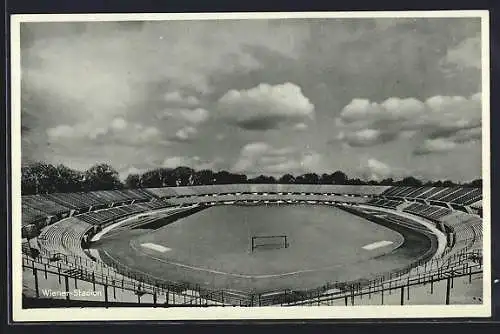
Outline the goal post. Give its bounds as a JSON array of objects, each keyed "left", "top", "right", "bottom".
[{"left": 251, "top": 235, "right": 289, "bottom": 252}]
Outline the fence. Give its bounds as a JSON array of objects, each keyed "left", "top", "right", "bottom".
[
  {"left": 22, "top": 251, "right": 483, "bottom": 308},
  {"left": 22, "top": 245, "right": 482, "bottom": 307}
]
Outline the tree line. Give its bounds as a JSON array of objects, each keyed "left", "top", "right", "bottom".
[{"left": 21, "top": 161, "right": 482, "bottom": 195}]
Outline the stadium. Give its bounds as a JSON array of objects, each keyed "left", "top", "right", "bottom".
[
  {"left": 15, "top": 15, "right": 487, "bottom": 316},
  {"left": 21, "top": 183, "right": 484, "bottom": 307}
]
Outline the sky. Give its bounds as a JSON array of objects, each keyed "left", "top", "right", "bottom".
[{"left": 20, "top": 16, "right": 483, "bottom": 182}]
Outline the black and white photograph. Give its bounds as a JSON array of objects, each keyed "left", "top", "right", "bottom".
[{"left": 10, "top": 11, "right": 491, "bottom": 321}]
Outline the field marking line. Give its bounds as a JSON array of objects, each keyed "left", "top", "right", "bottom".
[
  {"left": 91, "top": 206, "right": 190, "bottom": 242},
  {"left": 141, "top": 243, "right": 171, "bottom": 253},
  {"left": 362, "top": 240, "right": 394, "bottom": 250},
  {"left": 128, "top": 240, "right": 390, "bottom": 279},
  {"left": 357, "top": 204, "right": 447, "bottom": 258}
]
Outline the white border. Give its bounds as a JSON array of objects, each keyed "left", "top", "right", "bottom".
[{"left": 10, "top": 11, "right": 491, "bottom": 321}]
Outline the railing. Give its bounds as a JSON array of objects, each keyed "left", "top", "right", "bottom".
[{"left": 22, "top": 249, "right": 483, "bottom": 307}]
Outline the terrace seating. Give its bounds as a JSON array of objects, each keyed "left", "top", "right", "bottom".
[
  {"left": 75, "top": 203, "right": 153, "bottom": 227},
  {"left": 136, "top": 200, "right": 172, "bottom": 210},
  {"left": 22, "top": 204, "right": 48, "bottom": 226},
  {"left": 38, "top": 217, "right": 92, "bottom": 256},
  {"left": 403, "top": 203, "right": 452, "bottom": 221},
  {"left": 116, "top": 189, "right": 155, "bottom": 201},
  {"left": 403, "top": 186, "right": 433, "bottom": 199},
  {"left": 438, "top": 188, "right": 475, "bottom": 203},
  {"left": 367, "top": 198, "right": 402, "bottom": 209},
  {"left": 427, "top": 187, "right": 461, "bottom": 201},
  {"left": 22, "top": 195, "right": 71, "bottom": 216},
  {"left": 145, "top": 184, "right": 389, "bottom": 199},
  {"left": 415, "top": 187, "right": 444, "bottom": 199},
  {"left": 44, "top": 192, "right": 106, "bottom": 209},
  {"left": 451, "top": 188, "right": 482, "bottom": 206}
]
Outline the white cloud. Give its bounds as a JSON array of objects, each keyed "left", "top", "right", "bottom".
[
  {"left": 441, "top": 35, "right": 481, "bottom": 70},
  {"left": 160, "top": 108, "right": 210, "bottom": 124},
  {"left": 163, "top": 156, "right": 195, "bottom": 168},
  {"left": 218, "top": 82, "right": 315, "bottom": 130},
  {"left": 163, "top": 156, "right": 223, "bottom": 170},
  {"left": 46, "top": 118, "right": 166, "bottom": 146},
  {"left": 414, "top": 138, "right": 457, "bottom": 155},
  {"left": 337, "top": 93, "right": 481, "bottom": 150},
  {"left": 179, "top": 108, "right": 209, "bottom": 123},
  {"left": 293, "top": 122, "right": 308, "bottom": 131},
  {"left": 110, "top": 117, "right": 127, "bottom": 131},
  {"left": 359, "top": 158, "right": 394, "bottom": 181},
  {"left": 174, "top": 126, "right": 198, "bottom": 141},
  {"left": 232, "top": 142, "right": 325, "bottom": 176},
  {"left": 46, "top": 125, "right": 77, "bottom": 140},
  {"left": 164, "top": 91, "right": 200, "bottom": 106}
]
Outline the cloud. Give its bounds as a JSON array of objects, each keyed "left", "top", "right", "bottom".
[
  {"left": 173, "top": 126, "right": 198, "bottom": 142},
  {"left": 359, "top": 158, "right": 394, "bottom": 181},
  {"left": 218, "top": 82, "right": 315, "bottom": 130},
  {"left": 110, "top": 117, "right": 127, "bottom": 131},
  {"left": 164, "top": 91, "right": 200, "bottom": 106},
  {"left": 414, "top": 138, "right": 458, "bottom": 155},
  {"left": 441, "top": 35, "right": 481, "bottom": 71},
  {"left": 293, "top": 122, "right": 308, "bottom": 131},
  {"left": 336, "top": 129, "right": 398, "bottom": 147},
  {"left": 160, "top": 108, "right": 210, "bottom": 124},
  {"left": 336, "top": 93, "right": 481, "bottom": 150},
  {"left": 46, "top": 117, "right": 167, "bottom": 146},
  {"left": 163, "top": 156, "right": 223, "bottom": 170},
  {"left": 414, "top": 126, "right": 481, "bottom": 155},
  {"left": 232, "top": 142, "right": 325, "bottom": 175}
]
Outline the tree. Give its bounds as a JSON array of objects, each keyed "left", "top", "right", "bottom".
[
  {"left": 83, "top": 163, "right": 123, "bottom": 190},
  {"left": 380, "top": 178, "right": 394, "bottom": 186},
  {"left": 442, "top": 180, "right": 456, "bottom": 187},
  {"left": 279, "top": 174, "right": 295, "bottom": 184},
  {"left": 347, "top": 178, "right": 366, "bottom": 185},
  {"left": 320, "top": 173, "right": 333, "bottom": 184},
  {"left": 468, "top": 179, "right": 482, "bottom": 188},
  {"left": 398, "top": 176, "right": 423, "bottom": 187},
  {"left": 125, "top": 174, "right": 141, "bottom": 188},
  {"left": 55, "top": 164, "right": 84, "bottom": 192},
  {"left": 171, "top": 166, "right": 195, "bottom": 186},
  {"left": 331, "top": 171, "right": 348, "bottom": 185},
  {"left": 21, "top": 162, "right": 61, "bottom": 194},
  {"left": 296, "top": 173, "right": 319, "bottom": 184},
  {"left": 249, "top": 175, "right": 276, "bottom": 184},
  {"left": 214, "top": 171, "right": 234, "bottom": 184},
  {"left": 193, "top": 170, "right": 215, "bottom": 185}
]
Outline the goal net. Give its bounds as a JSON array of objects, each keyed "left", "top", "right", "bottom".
[{"left": 251, "top": 235, "right": 289, "bottom": 252}]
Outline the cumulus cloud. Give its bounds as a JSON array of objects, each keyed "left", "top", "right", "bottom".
[
  {"left": 414, "top": 138, "right": 458, "bottom": 155},
  {"left": 164, "top": 91, "right": 200, "bottom": 106},
  {"left": 414, "top": 127, "right": 481, "bottom": 155},
  {"left": 163, "top": 156, "right": 223, "bottom": 170},
  {"left": 359, "top": 158, "right": 394, "bottom": 181},
  {"left": 173, "top": 126, "right": 198, "bottom": 142},
  {"left": 336, "top": 129, "right": 398, "bottom": 147},
  {"left": 293, "top": 122, "right": 308, "bottom": 131},
  {"left": 441, "top": 35, "right": 481, "bottom": 70},
  {"left": 232, "top": 142, "right": 325, "bottom": 175},
  {"left": 46, "top": 117, "right": 167, "bottom": 146},
  {"left": 336, "top": 93, "right": 481, "bottom": 151},
  {"left": 160, "top": 108, "right": 210, "bottom": 124},
  {"left": 218, "top": 82, "right": 315, "bottom": 130}
]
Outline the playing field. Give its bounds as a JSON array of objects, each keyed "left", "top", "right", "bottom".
[{"left": 97, "top": 204, "right": 432, "bottom": 293}]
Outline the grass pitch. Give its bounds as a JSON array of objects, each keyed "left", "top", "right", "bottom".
[{"left": 97, "top": 204, "right": 431, "bottom": 293}]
